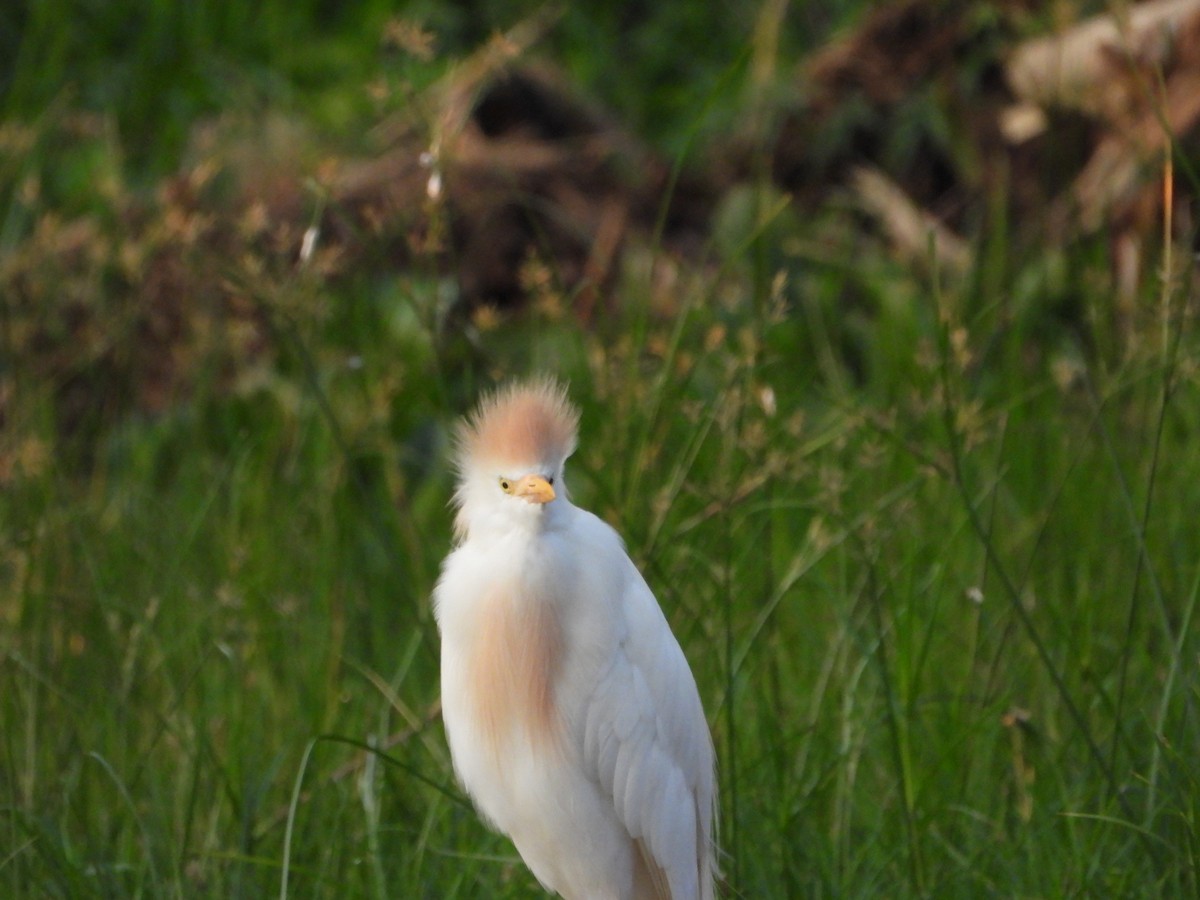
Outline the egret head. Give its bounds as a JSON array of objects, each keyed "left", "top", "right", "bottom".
[{"left": 452, "top": 378, "right": 580, "bottom": 538}]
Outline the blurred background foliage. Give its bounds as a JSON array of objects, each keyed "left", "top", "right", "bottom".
[{"left": 1, "top": 0, "right": 853, "bottom": 176}]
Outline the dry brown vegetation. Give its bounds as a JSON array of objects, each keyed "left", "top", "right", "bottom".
[{"left": 4, "top": 1, "right": 1199, "bottom": 444}]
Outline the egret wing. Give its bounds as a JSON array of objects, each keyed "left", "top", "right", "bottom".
[{"left": 580, "top": 560, "right": 715, "bottom": 899}]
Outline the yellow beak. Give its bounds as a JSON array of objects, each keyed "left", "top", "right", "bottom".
[{"left": 513, "top": 474, "right": 556, "bottom": 504}]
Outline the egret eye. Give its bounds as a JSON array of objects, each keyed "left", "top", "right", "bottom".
[
  {"left": 548, "top": 477, "right": 555, "bottom": 485},
  {"left": 499, "top": 478, "right": 512, "bottom": 493}
]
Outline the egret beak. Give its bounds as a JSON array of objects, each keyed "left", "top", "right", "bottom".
[{"left": 514, "top": 474, "right": 556, "bottom": 504}]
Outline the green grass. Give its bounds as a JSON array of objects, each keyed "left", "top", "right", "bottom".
[
  {"left": 4, "top": 234, "right": 1197, "bottom": 896},
  {"left": 3, "top": 2, "right": 1200, "bottom": 897}
]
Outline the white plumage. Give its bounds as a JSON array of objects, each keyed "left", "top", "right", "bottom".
[{"left": 434, "top": 378, "right": 717, "bottom": 899}]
